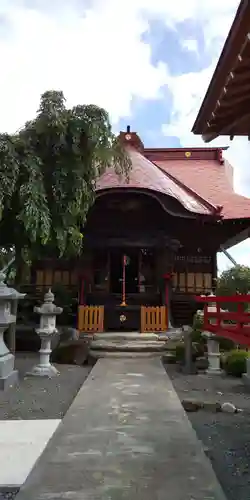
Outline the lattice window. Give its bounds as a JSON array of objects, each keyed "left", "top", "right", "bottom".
[{"left": 173, "top": 272, "right": 212, "bottom": 293}]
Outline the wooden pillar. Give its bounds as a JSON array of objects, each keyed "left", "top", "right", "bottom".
[
  {"left": 163, "top": 273, "right": 173, "bottom": 329},
  {"left": 79, "top": 277, "right": 85, "bottom": 305},
  {"left": 212, "top": 252, "right": 218, "bottom": 293}
]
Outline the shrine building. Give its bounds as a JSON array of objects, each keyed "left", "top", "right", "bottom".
[{"left": 31, "top": 126, "right": 250, "bottom": 333}]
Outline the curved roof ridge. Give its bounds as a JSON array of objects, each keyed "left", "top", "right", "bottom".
[{"left": 96, "top": 147, "right": 218, "bottom": 216}]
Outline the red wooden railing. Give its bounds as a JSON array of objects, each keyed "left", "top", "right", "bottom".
[{"left": 196, "top": 295, "right": 250, "bottom": 347}]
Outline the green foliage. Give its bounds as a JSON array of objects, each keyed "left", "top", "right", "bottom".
[
  {"left": 224, "top": 349, "right": 249, "bottom": 377},
  {"left": 216, "top": 336, "right": 235, "bottom": 352},
  {"left": 175, "top": 343, "right": 185, "bottom": 362},
  {"left": 174, "top": 341, "right": 200, "bottom": 363},
  {"left": 217, "top": 265, "right": 250, "bottom": 311},
  {"left": 192, "top": 312, "right": 203, "bottom": 336},
  {"left": 51, "top": 283, "right": 78, "bottom": 324},
  {"left": 191, "top": 313, "right": 206, "bottom": 345},
  {"left": 191, "top": 311, "right": 235, "bottom": 354},
  {"left": 0, "top": 90, "right": 131, "bottom": 277}
]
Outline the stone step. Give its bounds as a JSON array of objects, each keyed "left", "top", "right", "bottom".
[
  {"left": 90, "top": 340, "right": 166, "bottom": 352},
  {"left": 89, "top": 350, "right": 164, "bottom": 358},
  {"left": 158, "top": 328, "right": 182, "bottom": 341},
  {"left": 92, "top": 332, "right": 158, "bottom": 342}
]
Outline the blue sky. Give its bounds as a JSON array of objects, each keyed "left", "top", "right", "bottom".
[{"left": 0, "top": 0, "right": 249, "bottom": 273}]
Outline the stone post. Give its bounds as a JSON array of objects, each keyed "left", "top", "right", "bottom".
[
  {"left": 242, "top": 358, "right": 250, "bottom": 389},
  {"left": 0, "top": 272, "right": 25, "bottom": 390},
  {"left": 28, "top": 289, "right": 63, "bottom": 377},
  {"left": 181, "top": 325, "right": 196, "bottom": 374},
  {"left": 202, "top": 331, "right": 221, "bottom": 375}
]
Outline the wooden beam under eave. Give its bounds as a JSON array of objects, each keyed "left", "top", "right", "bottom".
[
  {"left": 224, "top": 80, "right": 250, "bottom": 101},
  {"left": 228, "top": 69, "right": 250, "bottom": 85},
  {"left": 202, "top": 110, "right": 250, "bottom": 141},
  {"left": 219, "top": 90, "right": 250, "bottom": 110},
  {"left": 206, "top": 96, "right": 250, "bottom": 130},
  {"left": 199, "top": 88, "right": 250, "bottom": 137}
]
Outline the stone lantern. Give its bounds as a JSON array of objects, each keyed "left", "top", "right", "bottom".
[
  {"left": 0, "top": 272, "right": 25, "bottom": 390},
  {"left": 28, "top": 289, "right": 63, "bottom": 377},
  {"left": 200, "top": 292, "right": 222, "bottom": 375}
]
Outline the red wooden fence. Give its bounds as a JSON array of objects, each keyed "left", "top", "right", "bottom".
[{"left": 196, "top": 295, "right": 250, "bottom": 347}]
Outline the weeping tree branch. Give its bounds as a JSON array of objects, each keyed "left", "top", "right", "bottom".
[
  {"left": 0, "top": 90, "right": 131, "bottom": 278},
  {"left": 0, "top": 91, "right": 131, "bottom": 352}
]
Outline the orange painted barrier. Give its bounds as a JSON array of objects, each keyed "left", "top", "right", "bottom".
[
  {"left": 78, "top": 305, "right": 104, "bottom": 333},
  {"left": 141, "top": 306, "right": 167, "bottom": 332}
]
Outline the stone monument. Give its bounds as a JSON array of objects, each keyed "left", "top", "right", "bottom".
[
  {"left": 0, "top": 272, "right": 25, "bottom": 390},
  {"left": 28, "top": 289, "right": 63, "bottom": 377},
  {"left": 181, "top": 325, "right": 197, "bottom": 374},
  {"left": 242, "top": 357, "right": 250, "bottom": 389}
]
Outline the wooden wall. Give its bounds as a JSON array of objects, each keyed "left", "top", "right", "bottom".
[
  {"left": 31, "top": 259, "right": 81, "bottom": 290},
  {"left": 173, "top": 251, "right": 215, "bottom": 294},
  {"left": 35, "top": 268, "right": 79, "bottom": 287},
  {"left": 32, "top": 248, "right": 216, "bottom": 296}
]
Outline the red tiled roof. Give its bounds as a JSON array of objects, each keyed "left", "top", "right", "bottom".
[
  {"left": 97, "top": 126, "right": 250, "bottom": 221},
  {"left": 96, "top": 147, "right": 215, "bottom": 216},
  {"left": 154, "top": 158, "right": 250, "bottom": 219}
]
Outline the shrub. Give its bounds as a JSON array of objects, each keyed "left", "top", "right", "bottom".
[
  {"left": 191, "top": 328, "right": 204, "bottom": 344},
  {"left": 217, "top": 336, "right": 235, "bottom": 352},
  {"left": 175, "top": 342, "right": 200, "bottom": 364},
  {"left": 224, "top": 349, "right": 249, "bottom": 377},
  {"left": 175, "top": 343, "right": 185, "bottom": 362},
  {"left": 193, "top": 311, "right": 203, "bottom": 328},
  {"left": 191, "top": 312, "right": 206, "bottom": 356}
]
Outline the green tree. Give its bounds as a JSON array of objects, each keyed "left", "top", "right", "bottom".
[
  {"left": 217, "top": 265, "right": 250, "bottom": 311},
  {"left": 0, "top": 90, "right": 131, "bottom": 283}
]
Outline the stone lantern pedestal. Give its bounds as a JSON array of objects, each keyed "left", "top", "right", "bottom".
[
  {"left": 202, "top": 331, "right": 222, "bottom": 375},
  {"left": 0, "top": 272, "right": 25, "bottom": 390},
  {"left": 28, "top": 289, "right": 63, "bottom": 377}
]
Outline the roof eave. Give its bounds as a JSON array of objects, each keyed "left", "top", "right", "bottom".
[
  {"left": 202, "top": 132, "right": 219, "bottom": 143},
  {"left": 220, "top": 225, "right": 250, "bottom": 249},
  {"left": 192, "top": 0, "right": 250, "bottom": 135}
]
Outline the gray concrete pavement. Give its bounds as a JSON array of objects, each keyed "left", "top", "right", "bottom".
[{"left": 16, "top": 358, "right": 227, "bottom": 499}]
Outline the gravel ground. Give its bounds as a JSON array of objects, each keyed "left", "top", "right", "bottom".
[
  {"left": 0, "top": 352, "right": 93, "bottom": 420},
  {"left": 3, "top": 356, "right": 250, "bottom": 500},
  {"left": 0, "top": 488, "right": 19, "bottom": 500},
  {"left": 0, "top": 353, "right": 93, "bottom": 498},
  {"left": 189, "top": 412, "right": 250, "bottom": 500},
  {"left": 165, "top": 363, "right": 250, "bottom": 500}
]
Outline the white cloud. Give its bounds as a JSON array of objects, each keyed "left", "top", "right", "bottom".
[
  {"left": 181, "top": 39, "right": 199, "bottom": 54},
  {"left": 158, "top": 1, "right": 250, "bottom": 272},
  {"left": 0, "top": 0, "right": 248, "bottom": 271},
  {"left": 0, "top": 1, "right": 168, "bottom": 132},
  {"left": 0, "top": 0, "right": 240, "bottom": 133}
]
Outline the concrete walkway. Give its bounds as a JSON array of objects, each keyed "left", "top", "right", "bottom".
[{"left": 16, "top": 359, "right": 227, "bottom": 500}]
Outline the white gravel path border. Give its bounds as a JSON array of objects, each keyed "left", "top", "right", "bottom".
[{"left": 0, "top": 420, "right": 60, "bottom": 486}]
